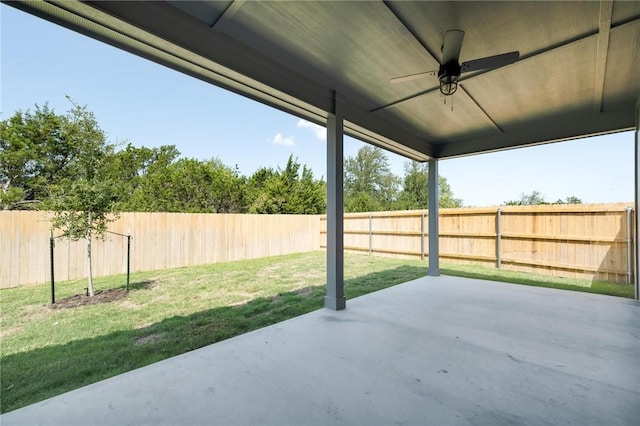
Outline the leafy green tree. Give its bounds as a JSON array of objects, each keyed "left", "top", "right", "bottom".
[
  {"left": 345, "top": 191, "right": 381, "bottom": 213},
  {"left": 344, "top": 146, "right": 400, "bottom": 212},
  {"left": 0, "top": 104, "right": 74, "bottom": 209},
  {"left": 395, "top": 161, "right": 462, "bottom": 209},
  {"left": 504, "top": 190, "right": 547, "bottom": 206},
  {"left": 105, "top": 144, "right": 157, "bottom": 206},
  {"left": 126, "top": 157, "right": 247, "bottom": 213},
  {"left": 248, "top": 155, "right": 325, "bottom": 214},
  {"left": 2, "top": 102, "right": 331, "bottom": 216},
  {"left": 504, "top": 191, "right": 582, "bottom": 206},
  {"left": 396, "top": 161, "right": 428, "bottom": 209},
  {"left": 118, "top": 145, "right": 183, "bottom": 211},
  {"left": 205, "top": 160, "right": 247, "bottom": 213},
  {"left": 294, "top": 165, "right": 326, "bottom": 214},
  {"left": 46, "top": 101, "right": 119, "bottom": 297},
  {"left": 556, "top": 195, "right": 582, "bottom": 204},
  {"left": 437, "top": 176, "right": 463, "bottom": 208}
]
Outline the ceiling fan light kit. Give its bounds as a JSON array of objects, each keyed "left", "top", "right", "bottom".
[{"left": 438, "top": 62, "right": 461, "bottom": 96}]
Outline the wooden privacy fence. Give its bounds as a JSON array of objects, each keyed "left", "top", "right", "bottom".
[
  {"left": 320, "top": 203, "right": 635, "bottom": 284},
  {"left": 0, "top": 211, "right": 321, "bottom": 288},
  {"left": 1, "top": 204, "right": 634, "bottom": 288}
]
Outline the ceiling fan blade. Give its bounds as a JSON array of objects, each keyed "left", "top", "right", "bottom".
[
  {"left": 390, "top": 70, "right": 437, "bottom": 84},
  {"left": 441, "top": 29, "right": 465, "bottom": 64},
  {"left": 461, "top": 51, "right": 520, "bottom": 73}
]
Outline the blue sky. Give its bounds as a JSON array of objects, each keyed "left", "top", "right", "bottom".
[{"left": 1, "top": 4, "right": 634, "bottom": 207}]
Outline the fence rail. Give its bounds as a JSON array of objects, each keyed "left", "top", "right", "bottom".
[
  {"left": 320, "top": 203, "right": 635, "bottom": 284},
  {"left": 0, "top": 211, "right": 321, "bottom": 288}
]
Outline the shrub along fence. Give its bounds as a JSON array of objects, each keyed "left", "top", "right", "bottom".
[
  {"left": 0, "top": 211, "right": 321, "bottom": 288},
  {"left": 320, "top": 203, "right": 635, "bottom": 284}
]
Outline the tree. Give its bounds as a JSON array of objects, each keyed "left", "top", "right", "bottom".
[
  {"left": 1, "top": 102, "right": 340, "bottom": 216},
  {"left": 204, "top": 160, "right": 247, "bottom": 213},
  {"left": 396, "top": 161, "right": 428, "bottom": 209},
  {"left": 504, "top": 190, "right": 547, "bottom": 206},
  {"left": 46, "top": 100, "right": 119, "bottom": 297},
  {"left": 248, "top": 155, "right": 325, "bottom": 214},
  {"left": 344, "top": 146, "right": 400, "bottom": 212},
  {"left": 105, "top": 143, "right": 158, "bottom": 207},
  {"left": 504, "top": 191, "right": 582, "bottom": 206},
  {"left": 556, "top": 195, "right": 582, "bottom": 205},
  {"left": 395, "top": 161, "right": 463, "bottom": 210},
  {"left": 0, "top": 104, "right": 74, "bottom": 209},
  {"left": 437, "top": 175, "right": 463, "bottom": 208},
  {"left": 126, "top": 156, "right": 247, "bottom": 213}
]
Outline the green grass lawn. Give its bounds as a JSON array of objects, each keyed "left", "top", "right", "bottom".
[{"left": 0, "top": 251, "right": 633, "bottom": 413}]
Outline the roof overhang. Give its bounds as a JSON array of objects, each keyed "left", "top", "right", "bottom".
[{"left": 5, "top": 1, "right": 640, "bottom": 160}]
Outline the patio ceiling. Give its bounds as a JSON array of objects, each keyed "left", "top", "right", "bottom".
[{"left": 7, "top": 0, "right": 640, "bottom": 160}]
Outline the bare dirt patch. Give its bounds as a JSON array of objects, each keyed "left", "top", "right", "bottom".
[
  {"left": 19, "top": 305, "right": 50, "bottom": 321},
  {"left": 134, "top": 333, "right": 163, "bottom": 346},
  {"left": 0, "top": 326, "right": 23, "bottom": 339},
  {"left": 295, "top": 286, "right": 315, "bottom": 297},
  {"left": 120, "top": 300, "right": 142, "bottom": 310},
  {"left": 51, "top": 288, "right": 128, "bottom": 309}
]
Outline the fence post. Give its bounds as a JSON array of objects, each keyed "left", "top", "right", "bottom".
[
  {"left": 626, "top": 206, "right": 633, "bottom": 285},
  {"left": 127, "top": 234, "right": 131, "bottom": 291},
  {"left": 50, "top": 230, "right": 55, "bottom": 304},
  {"left": 496, "top": 208, "right": 502, "bottom": 269},
  {"left": 421, "top": 211, "right": 425, "bottom": 260},
  {"left": 368, "top": 214, "right": 373, "bottom": 256}
]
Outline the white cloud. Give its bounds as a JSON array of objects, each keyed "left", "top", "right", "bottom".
[
  {"left": 297, "top": 119, "right": 326, "bottom": 141},
  {"left": 272, "top": 133, "right": 295, "bottom": 146}
]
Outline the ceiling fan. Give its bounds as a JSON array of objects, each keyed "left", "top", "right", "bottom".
[{"left": 391, "top": 29, "right": 520, "bottom": 97}]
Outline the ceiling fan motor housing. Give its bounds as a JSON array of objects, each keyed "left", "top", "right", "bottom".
[{"left": 438, "top": 62, "right": 461, "bottom": 96}]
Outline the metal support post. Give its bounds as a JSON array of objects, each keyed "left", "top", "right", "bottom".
[
  {"left": 428, "top": 159, "right": 440, "bottom": 276},
  {"left": 496, "top": 208, "right": 503, "bottom": 269},
  {"left": 625, "top": 206, "right": 632, "bottom": 285},
  {"left": 421, "top": 211, "right": 426, "bottom": 260},
  {"left": 635, "top": 98, "right": 640, "bottom": 300},
  {"left": 50, "top": 230, "right": 55, "bottom": 304}
]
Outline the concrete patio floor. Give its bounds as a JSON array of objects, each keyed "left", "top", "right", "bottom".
[{"left": 2, "top": 275, "right": 639, "bottom": 425}]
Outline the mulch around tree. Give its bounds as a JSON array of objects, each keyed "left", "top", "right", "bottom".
[{"left": 51, "top": 288, "right": 128, "bottom": 309}]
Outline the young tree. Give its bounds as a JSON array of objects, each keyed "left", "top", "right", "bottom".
[{"left": 47, "top": 100, "right": 118, "bottom": 297}]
